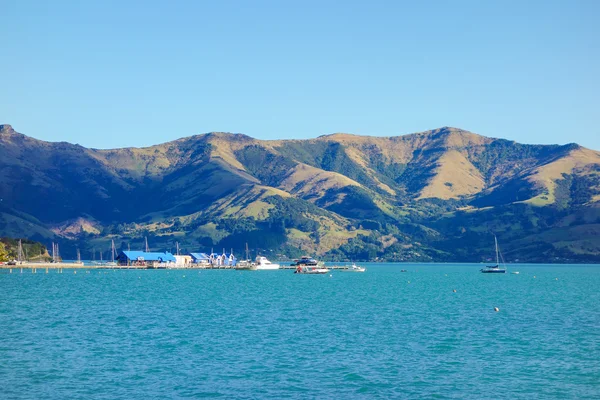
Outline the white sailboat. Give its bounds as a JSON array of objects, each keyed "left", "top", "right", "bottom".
[
  {"left": 105, "top": 240, "right": 117, "bottom": 266},
  {"left": 75, "top": 249, "right": 83, "bottom": 265},
  {"left": 236, "top": 243, "right": 257, "bottom": 270},
  {"left": 480, "top": 235, "right": 506, "bottom": 274}
]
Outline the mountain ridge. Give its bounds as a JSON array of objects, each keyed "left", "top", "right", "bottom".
[{"left": 1, "top": 124, "right": 599, "bottom": 262}]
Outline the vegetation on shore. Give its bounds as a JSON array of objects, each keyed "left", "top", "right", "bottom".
[{"left": 0, "top": 237, "right": 49, "bottom": 262}]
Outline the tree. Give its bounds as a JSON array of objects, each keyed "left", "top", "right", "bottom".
[{"left": 0, "top": 242, "right": 9, "bottom": 262}]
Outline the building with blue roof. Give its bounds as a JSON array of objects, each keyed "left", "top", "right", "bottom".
[
  {"left": 117, "top": 251, "right": 176, "bottom": 267},
  {"left": 190, "top": 252, "right": 211, "bottom": 265}
]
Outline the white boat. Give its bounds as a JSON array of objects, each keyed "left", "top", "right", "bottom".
[
  {"left": 104, "top": 240, "right": 118, "bottom": 267},
  {"left": 340, "top": 263, "right": 366, "bottom": 272},
  {"left": 511, "top": 271, "right": 520, "bottom": 275},
  {"left": 255, "top": 256, "right": 280, "bottom": 270},
  {"left": 294, "top": 265, "right": 330, "bottom": 274},
  {"left": 480, "top": 235, "right": 507, "bottom": 274},
  {"left": 235, "top": 243, "right": 258, "bottom": 270}
]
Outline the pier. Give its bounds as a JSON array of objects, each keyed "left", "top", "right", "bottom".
[{"left": 0, "top": 262, "right": 88, "bottom": 269}]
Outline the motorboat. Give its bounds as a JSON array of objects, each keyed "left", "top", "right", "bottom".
[
  {"left": 255, "top": 256, "right": 279, "bottom": 270},
  {"left": 294, "top": 265, "right": 330, "bottom": 274},
  {"left": 290, "top": 256, "right": 324, "bottom": 268},
  {"left": 340, "top": 263, "right": 366, "bottom": 272}
]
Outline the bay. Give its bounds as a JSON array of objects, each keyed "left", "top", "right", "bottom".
[{"left": 1, "top": 263, "right": 599, "bottom": 399}]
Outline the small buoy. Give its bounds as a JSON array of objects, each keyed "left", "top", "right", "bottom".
[
  {"left": 494, "top": 307, "right": 500, "bottom": 312},
  {"left": 555, "top": 278, "right": 558, "bottom": 281},
  {"left": 453, "top": 289, "right": 457, "bottom": 293},
  {"left": 182, "top": 275, "right": 186, "bottom": 278},
  {"left": 445, "top": 274, "right": 448, "bottom": 277},
  {"left": 74, "top": 270, "right": 77, "bottom": 274},
  {"left": 534, "top": 276, "right": 536, "bottom": 278},
  {"left": 407, "top": 281, "right": 410, "bottom": 284}
]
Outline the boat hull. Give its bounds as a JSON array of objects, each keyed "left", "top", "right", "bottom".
[
  {"left": 256, "top": 264, "right": 280, "bottom": 270},
  {"left": 294, "top": 267, "right": 329, "bottom": 274},
  {"left": 480, "top": 269, "right": 506, "bottom": 273}
]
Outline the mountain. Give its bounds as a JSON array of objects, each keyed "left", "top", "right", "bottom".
[{"left": 1, "top": 123, "right": 599, "bottom": 262}]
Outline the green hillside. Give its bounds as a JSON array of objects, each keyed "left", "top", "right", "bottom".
[{"left": 1, "top": 123, "right": 599, "bottom": 262}]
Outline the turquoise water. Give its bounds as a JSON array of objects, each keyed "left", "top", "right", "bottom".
[{"left": 1, "top": 263, "right": 599, "bottom": 399}]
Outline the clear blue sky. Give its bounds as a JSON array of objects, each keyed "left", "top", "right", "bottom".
[{"left": 2, "top": 0, "right": 599, "bottom": 150}]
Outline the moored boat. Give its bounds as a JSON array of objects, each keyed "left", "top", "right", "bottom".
[
  {"left": 235, "top": 243, "right": 257, "bottom": 270},
  {"left": 339, "top": 263, "right": 366, "bottom": 272},
  {"left": 255, "top": 256, "right": 279, "bottom": 270},
  {"left": 290, "top": 256, "right": 324, "bottom": 268},
  {"left": 235, "top": 260, "right": 257, "bottom": 271},
  {"left": 294, "top": 265, "right": 330, "bottom": 274},
  {"left": 480, "top": 235, "right": 507, "bottom": 274}
]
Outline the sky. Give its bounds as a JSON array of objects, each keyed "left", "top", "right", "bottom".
[{"left": 1, "top": 0, "right": 599, "bottom": 150}]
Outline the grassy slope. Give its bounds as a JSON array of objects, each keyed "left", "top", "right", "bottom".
[{"left": 2, "top": 123, "right": 600, "bottom": 261}]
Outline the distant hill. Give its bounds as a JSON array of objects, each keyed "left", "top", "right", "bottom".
[{"left": 1, "top": 123, "right": 599, "bottom": 262}]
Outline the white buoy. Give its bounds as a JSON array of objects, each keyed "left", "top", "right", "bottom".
[
  {"left": 453, "top": 289, "right": 457, "bottom": 293},
  {"left": 9, "top": 268, "right": 12, "bottom": 274},
  {"left": 494, "top": 307, "right": 500, "bottom": 312},
  {"left": 555, "top": 278, "right": 558, "bottom": 281},
  {"left": 408, "top": 281, "right": 410, "bottom": 284},
  {"left": 74, "top": 270, "right": 77, "bottom": 274}
]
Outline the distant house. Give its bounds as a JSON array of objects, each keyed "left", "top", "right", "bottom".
[
  {"left": 208, "top": 252, "right": 234, "bottom": 267},
  {"left": 116, "top": 251, "right": 176, "bottom": 267}
]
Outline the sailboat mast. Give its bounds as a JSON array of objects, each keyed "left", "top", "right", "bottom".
[
  {"left": 495, "top": 235, "right": 499, "bottom": 266},
  {"left": 111, "top": 240, "right": 115, "bottom": 263},
  {"left": 17, "top": 239, "right": 23, "bottom": 262},
  {"left": 145, "top": 237, "right": 149, "bottom": 252}
]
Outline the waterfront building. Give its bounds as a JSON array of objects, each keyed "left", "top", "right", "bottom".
[{"left": 116, "top": 251, "right": 176, "bottom": 267}]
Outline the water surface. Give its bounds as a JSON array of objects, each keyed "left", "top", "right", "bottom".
[{"left": 1, "top": 263, "right": 599, "bottom": 399}]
